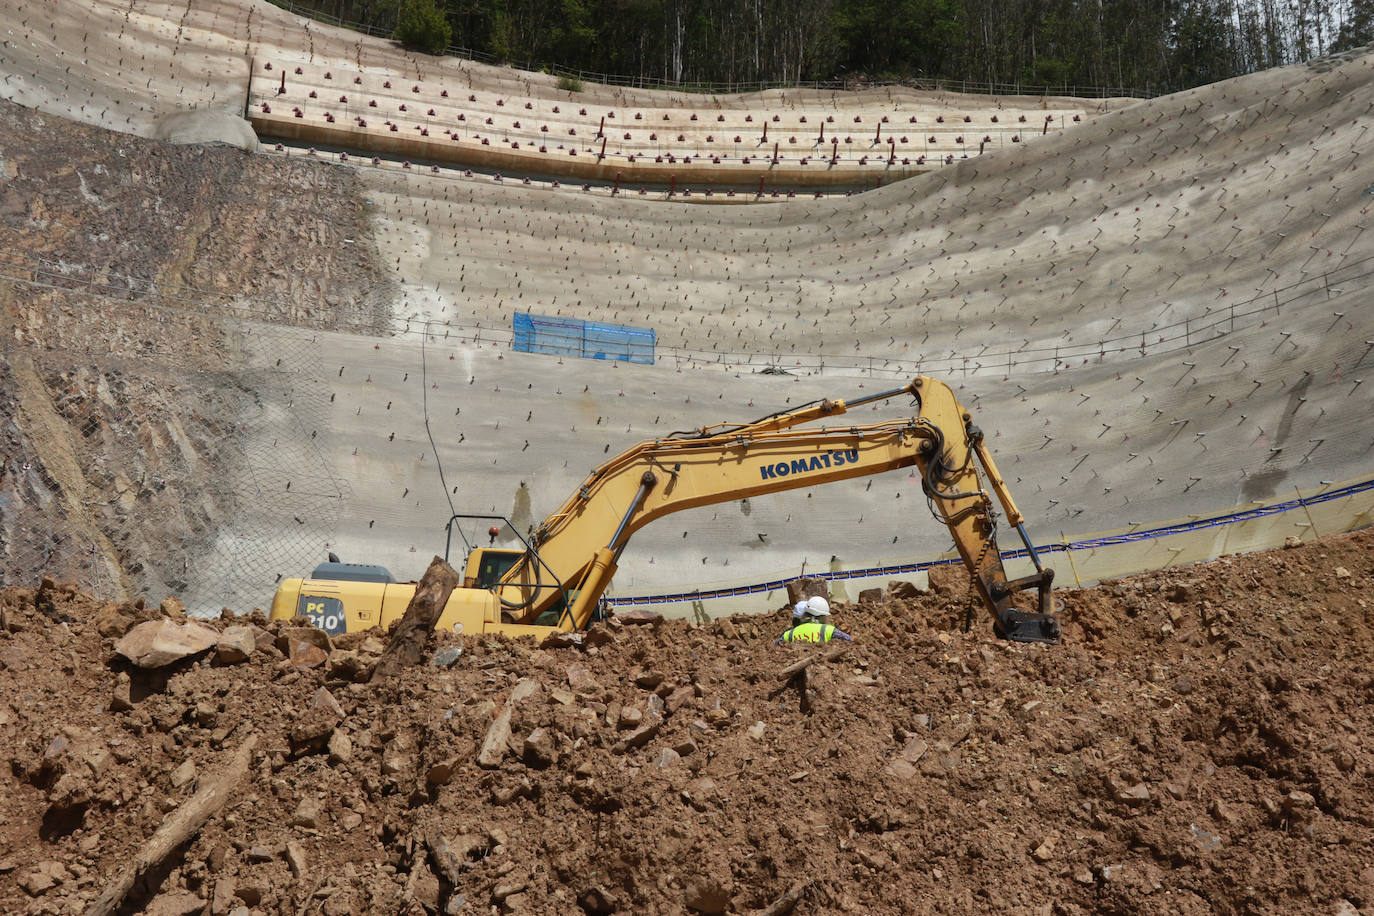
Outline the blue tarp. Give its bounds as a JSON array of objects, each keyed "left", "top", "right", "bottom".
[{"left": 513, "top": 313, "right": 655, "bottom": 364}]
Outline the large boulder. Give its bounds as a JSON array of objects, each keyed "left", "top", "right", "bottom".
[
  {"left": 785, "top": 577, "right": 829, "bottom": 606},
  {"left": 113, "top": 619, "right": 219, "bottom": 668}
]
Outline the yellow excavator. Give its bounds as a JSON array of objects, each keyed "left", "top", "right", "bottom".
[{"left": 270, "top": 376, "right": 1059, "bottom": 643}]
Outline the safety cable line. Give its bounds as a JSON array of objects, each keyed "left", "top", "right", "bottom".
[
  {"left": 420, "top": 329, "right": 464, "bottom": 550},
  {"left": 607, "top": 476, "right": 1374, "bottom": 607}
]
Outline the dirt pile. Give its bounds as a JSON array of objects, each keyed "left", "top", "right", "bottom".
[{"left": 1, "top": 530, "right": 1372, "bottom": 915}]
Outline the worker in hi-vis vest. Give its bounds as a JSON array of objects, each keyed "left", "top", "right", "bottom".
[{"left": 775, "top": 596, "right": 853, "bottom": 645}]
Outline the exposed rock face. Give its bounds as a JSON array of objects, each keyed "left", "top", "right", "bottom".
[{"left": 0, "top": 98, "right": 390, "bottom": 609}]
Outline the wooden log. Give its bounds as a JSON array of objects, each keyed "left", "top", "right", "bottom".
[
  {"left": 777, "top": 642, "right": 850, "bottom": 680},
  {"left": 85, "top": 734, "right": 259, "bottom": 916},
  {"left": 777, "top": 654, "right": 817, "bottom": 680},
  {"left": 752, "top": 879, "right": 812, "bottom": 916},
  {"left": 371, "top": 556, "right": 459, "bottom": 681},
  {"left": 798, "top": 666, "right": 814, "bottom": 715}
]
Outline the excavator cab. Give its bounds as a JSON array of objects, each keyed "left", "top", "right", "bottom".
[
  {"left": 464, "top": 547, "right": 571, "bottom": 626},
  {"left": 464, "top": 549, "right": 524, "bottom": 590}
]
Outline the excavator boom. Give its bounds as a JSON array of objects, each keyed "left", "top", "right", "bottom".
[{"left": 495, "top": 377, "right": 1058, "bottom": 642}]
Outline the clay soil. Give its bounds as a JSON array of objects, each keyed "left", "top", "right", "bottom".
[{"left": 1, "top": 529, "right": 1371, "bottom": 916}]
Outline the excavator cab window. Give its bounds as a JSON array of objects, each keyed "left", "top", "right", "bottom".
[
  {"left": 530, "top": 592, "right": 604, "bottom": 629},
  {"left": 533, "top": 600, "right": 566, "bottom": 628},
  {"left": 474, "top": 550, "right": 524, "bottom": 589}
]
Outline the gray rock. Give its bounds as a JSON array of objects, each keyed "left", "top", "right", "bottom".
[
  {"left": 539, "top": 631, "right": 582, "bottom": 649},
  {"left": 612, "top": 716, "right": 661, "bottom": 753},
  {"left": 430, "top": 646, "right": 464, "bottom": 668},
  {"left": 290, "top": 706, "right": 341, "bottom": 755},
  {"left": 613, "top": 609, "right": 663, "bottom": 626},
  {"left": 510, "top": 678, "right": 542, "bottom": 705},
  {"left": 210, "top": 878, "right": 236, "bottom": 915},
  {"left": 478, "top": 706, "right": 514, "bottom": 768},
  {"left": 1114, "top": 782, "right": 1151, "bottom": 806},
  {"left": 493, "top": 880, "right": 528, "bottom": 901},
  {"left": 426, "top": 760, "right": 457, "bottom": 786},
  {"left": 291, "top": 797, "right": 324, "bottom": 830},
  {"left": 522, "top": 728, "right": 558, "bottom": 768},
  {"left": 311, "top": 687, "right": 345, "bottom": 719},
  {"left": 109, "top": 672, "right": 134, "bottom": 712},
  {"left": 1283, "top": 790, "right": 1317, "bottom": 812},
  {"left": 327, "top": 730, "right": 353, "bottom": 765},
  {"left": 169, "top": 759, "right": 196, "bottom": 789},
  {"left": 566, "top": 663, "right": 599, "bottom": 693},
  {"left": 585, "top": 626, "right": 616, "bottom": 648},
  {"left": 886, "top": 579, "right": 923, "bottom": 599},
  {"left": 143, "top": 891, "right": 206, "bottom": 916},
  {"left": 672, "top": 737, "right": 699, "bottom": 757},
  {"left": 285, "top": 840, "right": 308, "bottom": 877}
]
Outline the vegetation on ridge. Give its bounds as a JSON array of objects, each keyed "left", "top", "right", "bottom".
[{"left": 288, "top": 0, "right": 1374, "bottom": 93}]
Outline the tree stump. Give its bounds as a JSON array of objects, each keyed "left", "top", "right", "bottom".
[{"left": 371, "top": 556, "right": 459, "bottom": 681}]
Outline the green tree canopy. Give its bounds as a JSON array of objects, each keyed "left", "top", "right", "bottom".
[
  {"left": 282, "top": 0, "right": 1360, "bottom": 94},
  {"left": 395, "top": 0, "right": 452, "bottom": 54}
]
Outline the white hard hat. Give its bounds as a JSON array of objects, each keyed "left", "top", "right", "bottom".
[
  {"left": 806, "top": 596, "right": 831, "bottom": 616},
  {"left": 793, "top": 601, "right": 809, "bottom": 619}
]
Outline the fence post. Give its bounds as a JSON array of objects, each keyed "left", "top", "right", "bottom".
[{"left": 1295, "top": 486, "right": 1322, "bottom": 539}]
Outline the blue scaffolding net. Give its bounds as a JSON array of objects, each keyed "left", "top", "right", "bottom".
[{"left": 512, "top": 313, "right": 655, "bottom": 365}]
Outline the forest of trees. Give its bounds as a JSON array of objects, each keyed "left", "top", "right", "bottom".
[{"left": 279, "top": 0, "right": 1374, "bottom": 94}]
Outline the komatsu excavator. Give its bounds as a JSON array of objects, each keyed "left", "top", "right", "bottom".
[{"left": 270, "top": 376, "right": 1059, "bottom": 643}]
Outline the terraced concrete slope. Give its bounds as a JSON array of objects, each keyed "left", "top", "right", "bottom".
[
  {"left": 287, "top": 50, "right": 1374, "bottom": 609},
  {"left": 1, "top": 0, "right": 1370, "bottom": 615}
]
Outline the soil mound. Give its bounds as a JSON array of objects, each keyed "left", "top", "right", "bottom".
[{"left": 1, "top": 529, "right": 1371, "bottom": 914}]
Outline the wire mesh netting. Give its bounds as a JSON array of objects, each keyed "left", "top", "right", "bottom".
[{"left": 0, "top": 272, "right": 344, "bottom": 615}]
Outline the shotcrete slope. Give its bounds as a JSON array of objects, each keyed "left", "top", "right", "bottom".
[
  {"left": 0, "top": 0, "right": 1370, "bottom": 612},
  {"left": 298, "top": 51, "right": 1374, "bottom": 603}
]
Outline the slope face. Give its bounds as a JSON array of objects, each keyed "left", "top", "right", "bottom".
[
  {"left": 0, "top": 0, "right": 1371, "bottom": 610},
  {"left": 0, "top": 100, "right": 391, "bottom": 601},
  {"left": 311, "top": 50, "right": 1374, "bottom": 601}
]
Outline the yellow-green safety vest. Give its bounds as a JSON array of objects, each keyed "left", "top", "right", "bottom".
[{"left": 776, "top": 621, "right": 851, "bottom": 644}]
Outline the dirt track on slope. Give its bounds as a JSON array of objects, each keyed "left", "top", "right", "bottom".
[{"left": 0, "top": 528, "right": 1370, "bottom": 915}]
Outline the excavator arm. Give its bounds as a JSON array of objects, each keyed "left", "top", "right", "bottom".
[{"left": 495, "top": 377, "right": 1059, "bottom": 643}]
